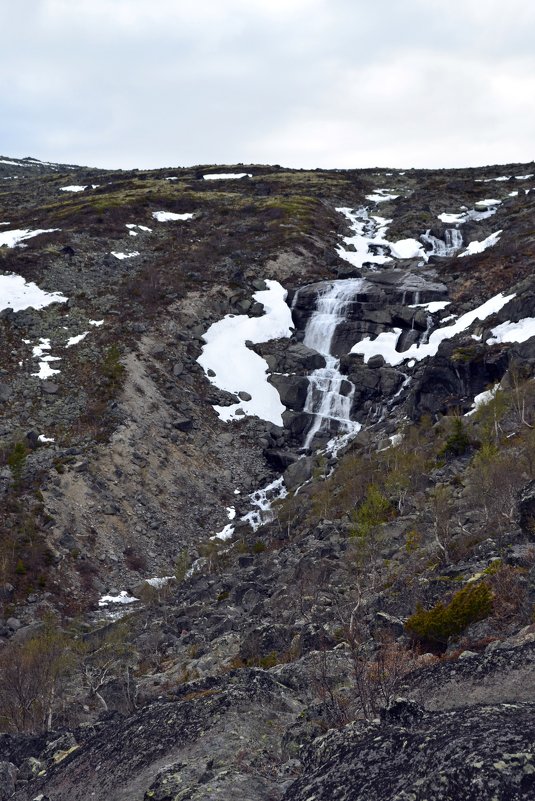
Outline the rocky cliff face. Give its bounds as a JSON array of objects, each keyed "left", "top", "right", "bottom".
[{"left": 1, "top": 156, "right": 535, "bottom": 799}]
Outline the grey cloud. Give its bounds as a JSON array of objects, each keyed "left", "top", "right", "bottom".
[{"left": 1, "top": 0, "right": 534, "bottom": 168}]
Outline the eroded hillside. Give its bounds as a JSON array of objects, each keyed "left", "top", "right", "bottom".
[{"left": 1, "top": 156, "right": 535, "bottom": 800}]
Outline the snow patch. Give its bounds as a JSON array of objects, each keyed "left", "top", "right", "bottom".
[
  {"left": 89, "top": 320, "right": 104, "bottom": 326},
  {"left": 0, "top": 228, "right": 60, "bottom": 248},
  {"left": 409, "top": 301, "right": 450, "bottom": 313},
  {"left": 152, "top": 211, "right": 194, "bottom": 222},
  {"left": 488, "top": 318, "right": 535, "bottom": 345},
  {"left": 59, "top": 185, "right": 86, "bottom": 192},
  {"left": 336, "top": 207, "right": 392, "bottom": 270},
  {"left": 365, "top": 189, "right": 399, "bottom": 203},
  {"left": 389, "top": 238, "right": 425, "bottom": 259},
  {"left": 352, "top": 292, "right": 515, "bottom": 366},
  {"left": 38, "top": 434, "right": 55, "bottom": 443},
  {"left": 66, "top": 332, "right": 89, "bottom": 347},
  {"left": 466, "top": 384, "right": 500, "bottom": 416},
  {"left": 0, "top": 274, "right": 67, "bottom": 313},
  {"left": 111, "top": 251, "right": 140, "bottom": 260},
  {"left": 203, "top": 173, "right": 252, "bottom": 180},
  {"left": 198, "top": 280, "right": 293, "bottom": 425},
  {"left": 458, "top": 231, "right": 502, "bottom": 257},
  {"left": 98, "top": 591, "right": 138, "bottom": 607}
]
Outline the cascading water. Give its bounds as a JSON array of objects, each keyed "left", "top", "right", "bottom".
[
  {"left": 421, "top": 228, "right": 463, "bottom": 258},
  {"left": 299, "top": 279, "right": 363, "bottom": 449}
]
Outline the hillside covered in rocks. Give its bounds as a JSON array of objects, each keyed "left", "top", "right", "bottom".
[{"left": 1, "top": 155, "right": 535, "bottom": 799}]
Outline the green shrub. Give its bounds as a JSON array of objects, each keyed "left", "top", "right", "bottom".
[
  {"left": 351, "top": 484, "right": 392, "bottom": 539},
  {"left": 438, "top": 417, "right": 470, "bottom": 459},
  {"left": 7, "top": 442, "right": 28, "bottom": 487},
  {"left": 405, "top": 582, "right": 493, "bottom": 645}
]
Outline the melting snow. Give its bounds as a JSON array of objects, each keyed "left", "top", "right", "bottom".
[
  {"left": 389, "top": 238, "right": 425, "bottom": 259},
  {"left": 409, "top": 300, "right": 451, "bottom": 312},
  {"left": 126, "top": 223, "right": 152, "bottom": 236},
  {"left": 0, "top": 274, "right": 67, "bottom": 312},
  {"left": 89, "top": 319, "right": 104, "bottom": 326},
  {"left": 31, "top": 338, "right": 61, "bottom": 379},
  {"left": 203, "top": 173, "right": 252, "bottom": 180},
  {"left": 516, "top": 174, "right": 534, "bottom": 180},
  {"left": 152, "top": 211, "right": 194, "bottom": 222},
  {"left": 111, "top": 251, "right": 140, "bottom": 260},
  {"left": 336, "top": 207, "right": 392, "bottom": 269},
  {"left": 466, "top": 384, "right": 500, "bottom": 416},
  {"left": 145, "top": 576, "right": 174, "bottom": 588},
  {"left": 0, "top": 228, "right": 60, "bottom": 248},
  {"left": 488, "top": 318, "right": 535, "bottom": 345},
  {"left": 197, "top": 279, "right": 293, "bottom": 425},
  {"left": 438, "top": 199, "right": 501, "bottom": 225},
  {"left": 211, "top": 523, "right": 235, "bottom": 541},
  {"left": 98, "top": 591, "right": 138, "bottom": 607},
  {"left": 242, "top": 476, "right": 287, "bottom": 530},
  {"left": 38, "top": 434, "right": 55, "bottom": 443},
  {"left": 365, "top": 189, "right": 399, "bottom": 203},
  {"left": 60, "top": 185, "right": 86, "bottom": 192},
  {"left": 458, "top": 231, "right": 502, "bottom": 257},
  {"left": 66, "top": 332, "right": 89, "bottom": 347},
  {"left": 352, "top": 292, "right": 515, "bottom": 366}
]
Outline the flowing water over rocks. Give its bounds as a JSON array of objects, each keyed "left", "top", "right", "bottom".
[{"left": 297, "top": 279, "right": 363, "bottom": 449}]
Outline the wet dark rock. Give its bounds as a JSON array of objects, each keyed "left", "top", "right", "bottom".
[
  {"left": 283, "top": 457, "right": 313, "bottom": 489},
  {"left": 269, "top": 374, "right": 309, "bottom": 411}
]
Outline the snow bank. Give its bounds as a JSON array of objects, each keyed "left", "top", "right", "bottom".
[
  {"left": 198, "top": 280, "right": 293, "bottom": 425},
  {"left": 111, "top": 251, "right": 140, "bottom": 260},
  {"left": 66, "top": 332, "right": 89, "bottom": 347},
  {"left": 365, "top": 189, "right": 399, "bottom": 203},
  {"left": 466, "top": 384, "right": 500, "bottom": 416},
  {"left": 0, "top": 228, "right": 60, "bottom": 248},
  {"left": 0, "top": 274, "right": 67, "bottom": 313},
  {"left": 98, "top": 591, "right": 138, "bottom": 607},
  {"left": 152, "top": 211, "right": 194, "bottom": 222},
  {"left": 352, "top": 292, "right": 515, "bottom": 366},
  {"left": 203, "top": 173, "right": 252, "bottom": 180},
  {"left": 488, "top": 318, "right": 535, "bottom": 345},
  {"left": 459, "top": 231, "right": 502, "bottom": 257},
  {"left": 389, "top": 238, "right": 425, "bottom": 259},
  {"left": 336, "top": 207, "right": 392, "bottom": 269}
]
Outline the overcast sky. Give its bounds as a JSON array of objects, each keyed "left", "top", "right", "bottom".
[{"left": 1, "top": 0, "right": 534, "bottom": 170}]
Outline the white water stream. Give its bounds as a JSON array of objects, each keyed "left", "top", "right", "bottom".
[
  {"left": 299, "top": 279, "right": 364, "bottom": 449},
  {"left": 421, "top": 228, "right": 463, "bottom": 258}
]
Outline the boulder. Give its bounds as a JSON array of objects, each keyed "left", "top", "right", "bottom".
[
  {"left": 0, "top": 384, "right": 11, "bottom": 403},
  {"left": 283, "top": 457, "right": 313, "bottom": 490},
  {"left": 269, "top": 375, "right": 309, "bottom": 411},
  {"left": 0, "top": 762, "right": 17, "bottom": 800}
]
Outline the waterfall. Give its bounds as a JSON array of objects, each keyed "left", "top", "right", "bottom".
[
  {"left": 422, "top": 228, "right": 463, "bottom": 258},
  {"left": 301, "top": 279, "right": 363, "bottom": 449}
]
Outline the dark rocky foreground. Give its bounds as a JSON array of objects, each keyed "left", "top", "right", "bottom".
[{"left": 1, "top": 156, "right": 535, "bottom": 798}]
